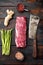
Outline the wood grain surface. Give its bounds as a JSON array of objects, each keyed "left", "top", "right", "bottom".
[{"left": 0, "top": 0, "right": 43, "bottom": 65}]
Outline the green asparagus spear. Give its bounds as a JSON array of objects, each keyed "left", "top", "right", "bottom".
[{"left": 0, "top": 29, "right": 12, "bottom": 55}]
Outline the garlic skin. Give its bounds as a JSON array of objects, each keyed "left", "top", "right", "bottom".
[{"left": 4, "top": 9, "right": 14, "bottom": 26}]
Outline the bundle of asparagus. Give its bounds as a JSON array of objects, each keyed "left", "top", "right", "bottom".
[{"left": 0, "top": 29, "right": 12, "bottom": 55}]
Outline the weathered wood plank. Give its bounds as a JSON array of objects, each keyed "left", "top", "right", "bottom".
[
  {"left": 0, "top": 7, "right": 42, "bottom": 19},
  {"left": 0, "top": 45, "right": 43, "bottom": 64},
  {"left": 0, "top": 0, "right": 23, "bottom": 6},
  {"left": 0, "top": 7, "right": 30, "bottom": 18},
  {"left": 4, "top": 63, "right": 41, "bottom": 65},
  {"left": 3, "top": 63, "right": 43, "bottom": 65},
  {"left": 38, "top": 45, "right": 43, "bottom": 58},
  {"left": 0, "top": 46, "right": 32, "bottom": 64},
  {"left": 0, "top": 1, "right": 38, "bottom": 7}
]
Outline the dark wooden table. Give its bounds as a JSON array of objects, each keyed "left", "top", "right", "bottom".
[{"left": 0, "top": 0, "right": 43, "bottom": 65}]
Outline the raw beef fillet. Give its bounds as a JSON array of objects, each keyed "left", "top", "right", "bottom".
[{"left": 15, "top": 17, "right": 26, "bottom": 47}]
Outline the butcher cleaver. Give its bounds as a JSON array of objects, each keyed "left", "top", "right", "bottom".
[{"left": 29, "top": 14, "right": 40, "bottom": 58}]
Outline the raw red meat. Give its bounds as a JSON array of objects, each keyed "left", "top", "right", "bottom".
[{"left": 15, "top": 17, "right": 26, "bottom": 47}]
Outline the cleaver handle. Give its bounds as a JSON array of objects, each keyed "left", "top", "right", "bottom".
[{"left": 33, "top": 39, "right": 37, "bottom": 58}]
